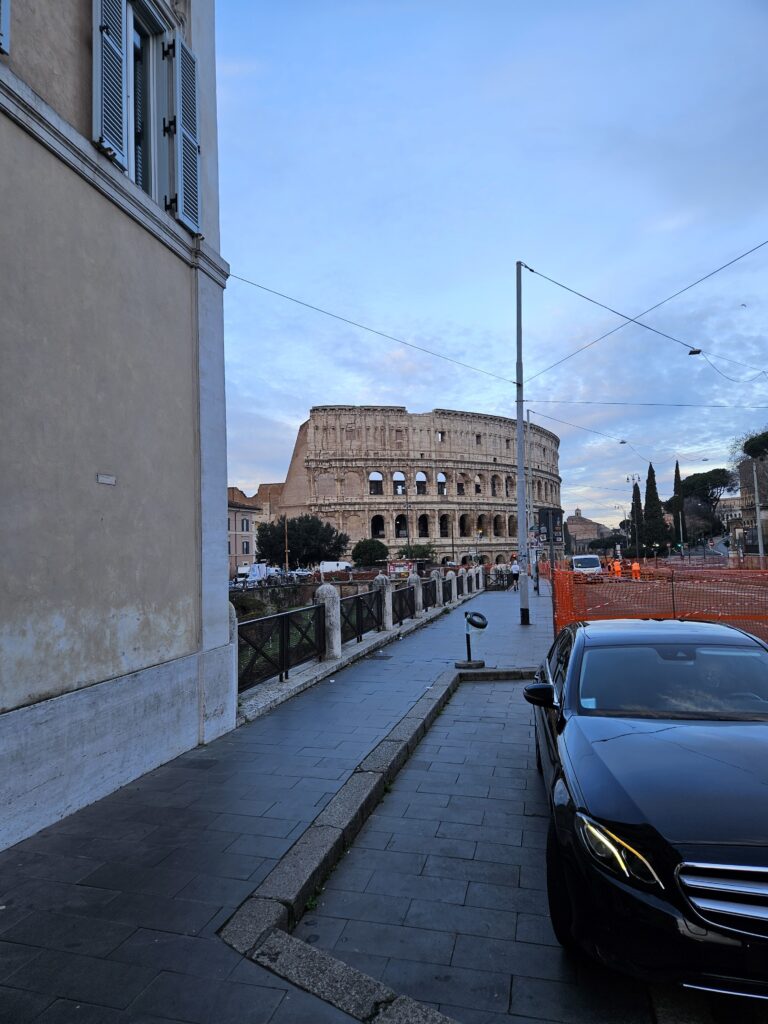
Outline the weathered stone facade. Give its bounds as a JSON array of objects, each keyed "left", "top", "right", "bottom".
[{"left": 276, "top": 406, "right": 562, "bottom": 564}]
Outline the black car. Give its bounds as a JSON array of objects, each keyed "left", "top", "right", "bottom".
[{"left": 525, "top": 618, "right": 768, "bottom": 1000}]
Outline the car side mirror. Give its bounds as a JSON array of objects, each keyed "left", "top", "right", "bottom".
[{"left": 523, "top": 682, "right": 556, "bottom": 708}]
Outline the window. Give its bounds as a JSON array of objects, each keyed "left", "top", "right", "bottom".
[
  {"left": 506, "top": 439, "right": 511, "bottom": 451},
  {"left": 0, "top": 0, "right": 10, "bottom": 54},
  {"left": 476, "top": 434, "right": 482, "bottom": 445},
  {"left": 437, "top": 430, "right": 446, "bottom": 443},
  {"left": 369, "top": 471, "right": 384, "bottom": 495},
  {"left": 457, "top": 482, "right": 465, "bottom": 496},
  {"left": 241, "top": 518, "right": 249, "bottom": 532},
  {"left": 242, "top": 541, "right": 250, "bottom": 555},
  {"left": 227, "top": 517, "right": 230, "bottom": 531},
  {"left": 227, "top": 541, "right": 231, "bottom": 554},
  {"left": 437, "top": 472, "right": 447, "bottom": 496},
  {"left": 416, "top": 471, "right": 427, "bottom": 495},
  {"left": 93, "top": 0, "right": 201, "bottom": 231}
]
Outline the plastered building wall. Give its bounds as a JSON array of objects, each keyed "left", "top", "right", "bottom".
[{"left": 0, "top": 0, "right": 234, "bottom": 849}]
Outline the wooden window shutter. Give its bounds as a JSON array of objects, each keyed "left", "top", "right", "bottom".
[
  {"left": 170, "top": 32, "right": 201, "bottom": 232},
  {"left": 0, "top": 0, "right": 10, "bottom": 55},
  {"left": 92, "top": 0, "right": 128, "bottom": 168}
]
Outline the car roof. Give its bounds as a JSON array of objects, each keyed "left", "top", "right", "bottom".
[{"left": 575, "top": 618, "right": 762, "bottom": 648}]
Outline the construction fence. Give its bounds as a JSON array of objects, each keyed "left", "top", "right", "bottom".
[{"left": 552, "top": 568, "right": 768, "bottom": 645}]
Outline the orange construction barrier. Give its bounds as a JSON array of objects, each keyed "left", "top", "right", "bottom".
[{"left": 552, "top": 568, "right": 768, "bottom": 644}]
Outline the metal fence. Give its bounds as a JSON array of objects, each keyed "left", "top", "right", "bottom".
[
  {"left": 443, "top": 577, "right": 453, "bottom": 603},
  {"left": 422, "top": 578, "right": 437, "bottom": 610},
  {"left": 467, "top": 574, "right": 474, "bottom": 594},
  {"left": 485, "top": 570, "right": 513, "bottom": 591},
  {"left": 392, "top": 585, "right": 416, "bottom": 625},
  {"left": 340, "top": 590, "right": 383, "bottom": 644},
  {"left": 457, "top": 575, "right": 464, "bottom": 597},
  {"left": 238, "top": 604, "right": 325, "bottom": 691}
]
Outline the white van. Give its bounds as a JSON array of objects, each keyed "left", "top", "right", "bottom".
[{"left": 570, "top": 554, "right": 603, "bottom": 576}]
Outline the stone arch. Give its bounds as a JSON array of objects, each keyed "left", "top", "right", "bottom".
[
  {"left": 439, "top": 513, "right": 450, "bottom": 538},
  {"left": 536, "top": 479, "right": 542, "bottom": 500},
  {"left": 491, "top": 474, "right": 502, "bottom": 498},
  {"left": 505, "top": 476, "right": 513, "bottom": 498},
  {"left": 459, "top": 513, "right": 471, "bottom": 537},
  {"left": 437, "top": 471, "right": 447, "bottom": 496},
  {"left": 477, "top": 514, "right": 487, "bottom": 535},
  {"left": 418, "top": 513, "right": 429, "bottom": 538},
  {"left": 480, "top": 554, "right": 491, "bottom": 565},
  {"left": 456, "top": 472, "right": 469, "bottom": 497},
  {"left": 493, "top": 514, "right": 504, "bottom": 537},
  {"left": 394, "top": 513, "right": 408, "bottom": 539},
  {"left": 508, "top": 514, "right": 517, "bottom": 537},
  {"left": 415, "top": 470, "right": 428, "bottom": 495},
  {"left": 393, "top": 471, "right": 406, "bottom": 496},
  {"left": 474, "top": 474, "right": 484, "bottom": 496},
  {"left": 371, "top": 515, "right": 385, "bottom": 539},
  {"left": 495, "top": 554, "right": 506, "bottom": 564},
  {"left": 460, "top": 554, "right": 472, "bottom": 565},
  {"left": 368, "top": 471, "right": 383, "bottom": 496}
]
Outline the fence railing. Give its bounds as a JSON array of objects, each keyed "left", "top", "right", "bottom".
[
  {"left": 392, "top": 585, "right": 416, "bottom": 626},
  {"left": 422, "top": 578, "right": 437, "bottom": 611},
  {"left": 442, "top": 577, "right": 452, "bottom": 603},
  {"left": 238, "top": 604, "right": 326, "bottom": 691},
  {"left": 340, "top": 590, "right": 383, "bottom": 644},
  {"left": 457, "top": 575, "right": 465, "bottom": 597}
]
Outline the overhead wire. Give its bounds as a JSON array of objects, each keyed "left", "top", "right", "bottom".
[{"left": 524, "top": 263, "right": 768, "bottom": 378}]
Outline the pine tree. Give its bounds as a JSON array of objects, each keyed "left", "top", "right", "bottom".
[
  {"left": 671, "top": 460, "right": 687, "bottom": 545},
  {"left": 643, "top": 463, "right": 670, "bottom": 551},
  {"left": 630, "top": 482, "right": 644, "bottom": 556}
]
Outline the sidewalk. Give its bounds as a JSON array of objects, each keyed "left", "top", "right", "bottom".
[{"left": 0, "top": 589, "right": 552, "bottom": 1023}]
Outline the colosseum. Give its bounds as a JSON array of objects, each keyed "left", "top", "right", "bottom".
[{"left": 273, "top": 406, "right": 562, "bottom": 565}]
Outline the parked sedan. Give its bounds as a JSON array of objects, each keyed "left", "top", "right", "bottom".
[{"left": 525, "top": 618, "right": 768, "bottom": 999}]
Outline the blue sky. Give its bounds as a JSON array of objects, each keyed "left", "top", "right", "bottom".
[{"left": 216, "top": 0, "right": 768, "bottom": 527}]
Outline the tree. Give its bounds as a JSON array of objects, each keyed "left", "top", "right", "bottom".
[
  {"left": 743, "top": 430, "right": 768, "bottom": 460},
  {"left": 351, "top": 538, "right": 389, "bottom": 567},
  {"left": 397, "top": 543, "right": 436, "bottom": 561},
  {"left": 668, "top": 460, "right": 687, "bottom": 546},
  {"left": 256, "top": 515, "right": 349, "bottom": 569},
  {"left": 643, "top": 463, "right": 670, "bottom": 549},
  {"left": 680, "top": 468, "right": 736, "bottom": 530},
  {"left": 588, "top": 534, "right": 622, "bottom": 553},
  {"left": 630, "top": 482, "right": 644, "bottom": 555}
]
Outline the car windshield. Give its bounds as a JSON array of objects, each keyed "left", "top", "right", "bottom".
[
  {"left": 578, "top": 644, "right": 768, "bottom": 719},
  {"left": 573, "top": 557, "right": 600, "bottom": 569}
]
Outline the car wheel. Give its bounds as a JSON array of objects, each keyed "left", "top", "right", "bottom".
[{"left": 546, "top": 821, "right": 575, "bottom": 949}]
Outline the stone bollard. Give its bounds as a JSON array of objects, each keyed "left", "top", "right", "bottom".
[
  {"left": 372, "top": 572, "right": 393, "bottom": 631},
  {"left": 408, "top": 572, "right": 423, "bottom": 617},
  {"left": 447, "top": 570, "right": 457, "bottom": 603},
  {"left": 430, "top": 568, "right": 443, "bottom": 606},
  {"left": 315, "top": 582, "right": 342, "bottom": 660}
]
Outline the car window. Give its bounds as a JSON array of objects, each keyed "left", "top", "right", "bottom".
[
  {"left": 578, "top": 644, "right": 768, "bottom": 718},
  {"left": 550, "top": 633, "right": 573, "bottom": 698}
]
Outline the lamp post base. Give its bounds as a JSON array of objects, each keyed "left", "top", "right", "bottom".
[{"left": 454, "top": 660, "right": 485, "bottom": 669}]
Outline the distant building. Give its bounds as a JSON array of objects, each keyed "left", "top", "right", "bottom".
[
  {"left": 273, "top": 405, "right": 562, "bottom": 565},
  {"left": 565, "top": 509, "right": 611, "bottom": 554},
  {"left": 227, "top": 487, "right": 262, "bottom": 576},
  {"left": 1, "top": 0, "right": 233, "bottom": 850},
  {"left": 718, "top": 495, "right": 744, "bottom": 545}
]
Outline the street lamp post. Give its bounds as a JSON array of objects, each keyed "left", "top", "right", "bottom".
[
  {"left": 752, "top": 458, "right": 765, "bottom": 560},
  {"left": 515, "top": 261, "right": 531, "bottom": 625},
  {"left": 614, "top": 505, "right": 629, "bottom": 554}
]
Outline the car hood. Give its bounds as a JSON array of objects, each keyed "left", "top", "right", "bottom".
[{"left": 565, "top": 716, "right": 768, "bottom": 846}]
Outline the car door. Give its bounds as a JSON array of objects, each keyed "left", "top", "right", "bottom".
[{"left": 540, "top": 630, "right": 573, "bottom": 790}]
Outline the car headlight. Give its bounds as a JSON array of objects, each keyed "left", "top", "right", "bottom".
[{"left": 575, "top": 813, "right": 664, "bottom": 890}]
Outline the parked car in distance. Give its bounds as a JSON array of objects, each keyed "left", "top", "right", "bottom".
[
  {"left": 569, "top": 554, "right": 602, "bottom": 576},
  {"left": 293, "top": 568, "right": 313, "bottom": 579},
  {"left": 525, "top": 618, "right": 768, "bottom": 999}
]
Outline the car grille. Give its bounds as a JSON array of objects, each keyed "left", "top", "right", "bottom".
[{"left": 678, "top": 862, "right": 768, "bottom": 939}]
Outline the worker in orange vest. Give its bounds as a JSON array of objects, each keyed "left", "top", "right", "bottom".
[
  {"left": 631, "top": 560, "right": 641, "bottom": 580},
  {"left": 612, "top": 559, "right": 622, "bottom": 578}
]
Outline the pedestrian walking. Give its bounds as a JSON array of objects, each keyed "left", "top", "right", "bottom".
[
  {"left": 631, "top": 560, "right": 641, "bottom": 580},
  {"left": 511, "top": 559, "right": 520, "bottom": 591}
]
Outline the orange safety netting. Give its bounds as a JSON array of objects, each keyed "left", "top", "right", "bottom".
[{"left": 552, "top": 569, "right": 768, "bottom": 644}]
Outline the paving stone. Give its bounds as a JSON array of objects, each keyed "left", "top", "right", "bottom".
[
  {"left": 515, "top": 912, "right": 559, "bottom": 947},
  {"left": 252, "top": 929, "right": 396, "bottom": 1019},
  {"left": 293, "top": 913, "right": 348, "bottom": 949},
  {"left": 0, "top": 939, "right": 41, "bottom": 982},
  {"left": 1, "top": 911, "right": 134, "bottom": 958},
  {"left": 0, "top": 986, "right": 53, "bottom": 1023},
  {"left": 128, "top": 970, "right": 285, "bottom": 1023},
  {"left": 219, "top": 897, "right": 288, "bottom": 954},
  {"left": 3, "top": 948, "right": 156, "bottom": 1010},
  {"left": 367, "top": 813, "right": 441, "bottom": 838},
  {"left": 108, "top": 927, "right": 242, "bottom": 980},
  {"left": 382, "top": 958, "right": 510, "bottom": 1014},
  {"left": 325, "top": 865, "right": 374, "bottom": 893},
  {"left": 365, "top": 870, "right": 468, "bottom": 905},
  {"left": 335, "top": 919, "right": 455, "bottom": 964},
  {"left": 315, "top": 888, "right": 411, "bottom": 925},
  {"left": 422, "top": 855, "right": 520, "bottom": 887},
  {"left": 343, "top": 848, "right": 427, "bottom": 876},
  {"left": 452, "top": 934, "right": 578, "bottom": 983},
  {"left": 465, "top": 881, "right": 548, "bottom": 916},
  {"left": 509, "top": 974, "right": 653, "bottom": 1024},
  {"left": 33, "top": 999, "right": 126, "bottom": 1023},
  {"left": 405, "top": 900, "right": 518, "bottom": 941}
]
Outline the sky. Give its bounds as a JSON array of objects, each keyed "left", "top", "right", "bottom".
[{"left": 215, "top": 0, "right": 768, "bottom": 528}]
